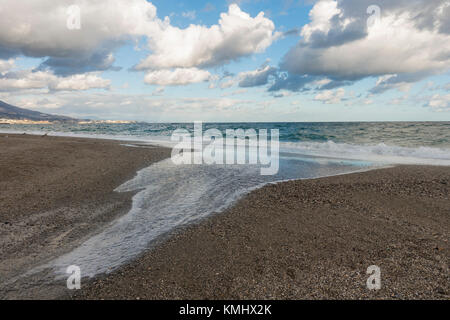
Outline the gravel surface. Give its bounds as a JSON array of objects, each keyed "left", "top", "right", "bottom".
[
  {"left": 74, "top": 165, "right": 449, "bottom": 300},
  {"left": 0, "top": 134, "right": 448, "bottom": 300},
  {"left": 0, "top": 134, "right": 169, "bottom": 298}
]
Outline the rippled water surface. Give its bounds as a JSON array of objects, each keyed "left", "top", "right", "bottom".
[{"left": 2, "top": 121, "right": 450, "bottom": 147}]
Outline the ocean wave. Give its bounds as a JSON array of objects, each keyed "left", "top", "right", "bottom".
[
  {"left": 1, "top": 128, "right": 449, "bottom": 166},
  {"left": 134, "top": 135, "right": 450, "bottom": 166},
  {"left": 281, "top": 141, "right": 450, "bottom": 165}
]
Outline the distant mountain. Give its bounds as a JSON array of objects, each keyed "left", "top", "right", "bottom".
[{"left": 0, "top": 100, "right": 78, "bottom": 122}]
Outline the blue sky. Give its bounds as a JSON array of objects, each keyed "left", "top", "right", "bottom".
[{"left": 0, "top": 0, "right": 449, "bottom": 122}]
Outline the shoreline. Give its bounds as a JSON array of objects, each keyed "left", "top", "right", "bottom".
[
  {"left": 0, "top": 129, "right": 170, "bottom": 147},
  {"left": 0, "top": 134, "right": 170, "bottom": 299},
  {"left": 74, "top": 165, "right": 449, "bottom": 300},
  {"left": 0, "top": 134, "right": 448, "bottom": 299}
]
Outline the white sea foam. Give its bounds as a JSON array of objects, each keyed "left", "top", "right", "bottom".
[
  {"left": 281, "top": 141, "right": 450, "bottom": 166},
  {"left": 150, "top": 135, "right": 450, "bottom": 166},
  {"left": 21, "top": 152, "right": 379, "bottom": 279},
  {"left": 2, "top": 128, "right": 449, "bottom": 165}
]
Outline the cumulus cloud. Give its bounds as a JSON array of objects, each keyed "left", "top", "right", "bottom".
[
  {"left": 0, "top": 2, "right": 278, "bottom": 86},
  {"left": 48, "top": 73, "right": 111, "bottom": 91},
  {"left": 135, "top": 4, "right": 279, "bottom": 70},
  {"left": 0, "top": 60, "right": 110, "bottom": 92},
  {"left": 0, "top": 70, "right": 52, "bottom": 91},
  {"left": 0, "top": 0, "right": 158, "bottom": 75},
  {"left": 238, "top": 63, "right": 277, "bottom": 87},
  {"left": 272, "top": 0, "right": 450, "bottom": 93},
  {"left": 207, "top": 73, "right": 238, "bottom": 89},
  {"left": 143, "top": 68, "right": 211, "bottom": 86},
  {"left": 425, "top": 93, "right": 450, "bottom": 112},
  {"left": 314, "top": 88, "right": 346, "bottom": 104}
]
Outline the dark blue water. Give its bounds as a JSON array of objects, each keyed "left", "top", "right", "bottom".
[
  {"left": 1, "top": 122, "right": 450, "bottom": 165},
  {"left": 1, "top": 122, "right": 450, "bottom": 148}
]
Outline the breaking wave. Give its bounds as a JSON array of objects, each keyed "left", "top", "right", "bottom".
[{"left": 281, "top": 141, "right": 450, "bottom": 166}]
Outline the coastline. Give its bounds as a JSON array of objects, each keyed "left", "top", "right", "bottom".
[
  {"left": 74, "top": 165, "right": 449, "bottom": 300},
  {"left": 0, "top": 133, "right": 170, "bottom": 299},
  {"left": 0, "top": 134, "right": 448, "bottom": 299}
]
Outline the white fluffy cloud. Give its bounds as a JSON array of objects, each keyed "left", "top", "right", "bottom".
[
  {"left": 136, "top": 4, "right": 279, "bottom": 85},
  {"left": 426, "top": 93, "right": 450, "bottom": 112},
  {"left": 275, "top": 0, "right": 450, "bottom": 93},
  {"left": 314, "top": 88, "right": 345, "bottom": 104},
  {"left": 0, "top": 70, "right": 51, "bottom": 91},
  {"left": 295, "top": 15, "right": 449, "bottom": 77},
  {"left": 0, "top": 59, "right": 110, "bottom": 92},
  {"left": 0, "top": 0, "right": 158, "bottom": 74},
  {"left": 0, "top": 1, "right": 278, "bottom": 86},
  {"left": 136, "top": 4, "right": 279, "bottom": 71},
  {"left": 300, "top": 0, "right": 341, "bottom": 42},
  {"left": 143, "top": 68, "right": 211, "bottom": 86},
  {"left": 48, "top": 73, "right": 111, "bottom": 91}
]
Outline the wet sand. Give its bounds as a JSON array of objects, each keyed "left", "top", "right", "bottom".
[
  {"left": 0, "top": 133, "right": 170, "bottom": 298},
  {"left": 0, "top": 134, "right": 448, "bottom": 299},
  {"left": 75, "top": 166, "right": 449, "bottom": 300}
]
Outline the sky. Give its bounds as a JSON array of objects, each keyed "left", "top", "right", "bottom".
[{"left": 0, "top": 0, "right": 449, "bottom": 122}]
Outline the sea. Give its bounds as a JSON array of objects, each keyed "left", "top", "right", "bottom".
[{"left": 1, "top": 122, "right": 449, "bottom": 279}]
